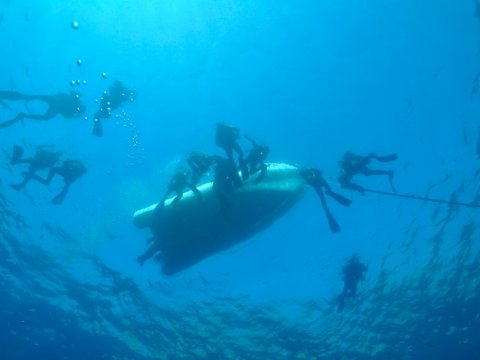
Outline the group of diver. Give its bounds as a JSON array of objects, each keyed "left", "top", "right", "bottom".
[
  {"left": 154, "top": 122, "right": 398, "bottom": 232},
  {"left": 0, "top": 80, "right": 136, "bottom": 136},
  {"left": 1, "top": 80, "right": 136, "bottom": 204},
  {"left": 137, "top": 122, "right": 398, "bottom": 266}
]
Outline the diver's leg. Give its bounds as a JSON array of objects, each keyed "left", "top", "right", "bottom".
[
  {"left": 370, "top": 153, "right": 398, "bottom": 162},
  {"left": 232, "top": 142, "right": 244, "bottom": 159},
  {"left": 31, "top": 168, "right": 56, "bottom": 185},
  {"left": 325, "top": 189, "right": 352, "bottom": 207},
  {"left": 0, "top": 113, "right": 26, "bottom": 129},
  {"left": 362, "top": 168, "right": 396, "bottom": 191},
  {"left": 137, "top": 239, "right": 160, "bottom": 266},
  {"left": 213, "top": 184, "right": 230, "bottom": 219},
  {"left": 10, "top": 172, "right": 34, "bottom": 190},
  {"left": 170, "top": 191, "right": 183, "bottom": 206},
  {"left": 341, "top": 182, "right": 366, "bottom": 194},
  {"left": 190, "top": 185, "right": 203, "bottom": 202},
  {"left": 254, "top": 163, "right": 267, "bottom": 184},
  {"left": 52, "top": 183, "right": 70, "bottom": 205},
  {"left": 0, "top": 91, "right": 30, "bottom": 101},
  {"left": 313, "top": 187, "right": 341, "bottom": 233},
  {"left": 361, "top": 168, "right": 390, "bottom": 177},
  {"left": 22, "top": 111, "right": 55, "bottom": 121}
]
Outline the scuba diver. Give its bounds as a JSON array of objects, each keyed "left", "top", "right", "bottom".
[
  {"left": 137, "top": 236, "right": 162, "bottom": 266},
  {"left": 92, "top": 80, "right": 136, "bottom": 137},
  {"left": 212, "top": 155, "right": 243, "bottom": 219},
  {"left": 338, "top": 151, "right": 398, "bottom": 194},
  {"left": 9, "top": 145, "right": 62, "bottom": 191},
  {"left": 242, "top": 134, "right": 270, "bottom": 182},
  {"left": 27, "top": 159, "right": 87, "bottom": 204},
  {"left": 0, "top": 90, "right": 85, "bottom": 129},
  {"left": 300, "top": 168, "right": 351, "bottom": 233},
  {"left": 187, "top": 151, "right": 218, "bottom": 200},
  {"left": 336, "top": 255, "right": 368, "bottom": 312},
  {"left": 214, "top": 123, "right": 248, "bottom": 177}
]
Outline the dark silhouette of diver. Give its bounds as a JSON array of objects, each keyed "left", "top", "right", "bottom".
[
  {"left": 0, "top": 90, "right": 85, "bottom": 129},
  {"left": 338, "top": 152, "right": 398, "bottom": 194},
  {"left": 300, "top": 168, "right": 351, "bottom": 233},
  {"left": 187, "top": 151, "right": 218, "bottom": 200},
  {"left": 9, "top": 145, "right": 62, "bottom": 190},
  {"left": 212, "top": 155, "right": 242, "bottom": 219},
  {"left": 92, "top": 80, "right": 136, "bottom": 137},
  {"left": 215, "top": 123, "right": 248, "bottom": 178},
  {"left": 242, "top": 134, "right": 270, "bottom": 182},
  {"left": 336, "top": 255, "right": 368, "bottom": 312},
  {"left": 25, "top": 159, "right": 87, "bottom": 204}
]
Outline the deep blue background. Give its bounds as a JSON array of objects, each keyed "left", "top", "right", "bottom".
[{"left": 1, "top": 0, "right": 480, "bottom": 359}]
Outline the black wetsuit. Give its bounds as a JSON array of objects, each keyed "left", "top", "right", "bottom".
[
  {"left": 336, "top": 255, "right": 367, "bottom": 311},
  {"left": 338, "top": 152, "right": 397, "bottom": 193}
]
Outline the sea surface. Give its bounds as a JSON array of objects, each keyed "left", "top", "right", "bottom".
[{"left": 1, "top": 1, "right": 480, "bottom": 359}]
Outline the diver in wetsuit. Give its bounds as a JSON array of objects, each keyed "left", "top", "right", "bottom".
[
  {"left": 92, "top": 80, "right": 136, "bottom": 137},
  {"left": 9, "top": 145, "right": 62, "bottom": 191},
  {"left": 336, "top": 255, "right": 368, "bottom": 312},
  {"left": 338, "top": 152, "right": 398, "bottom": 194},
  {"left": 0, "top": 90, "right": 85, "bottom": 129},
  {"left": 212, "top": 155, "right": 242, "bottom": 218},
  {"left": 214, "top": 123, "right": 248, "bottom": 179},
  {"left": 242, "top": 134, "right": 270, "bottom": 182},
  {"left": 28, "top": 159, "right": 87, "bottom": 204},
  {"left": 300, "top": 168, "right": 351, "bottom": 233}
]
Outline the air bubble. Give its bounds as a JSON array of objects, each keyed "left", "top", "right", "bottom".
[
  {"left": 71, "top": 21, "right": 79, "bottom": 30},
  {"left": 77, "top": 59, "right": 82, "bottom": 66},
  {"left": 101, "top": 72, "right": 107, "bottom": 79}
]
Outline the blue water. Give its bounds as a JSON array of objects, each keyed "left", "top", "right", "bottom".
[{"left": 1, "top": 0, "right": 480, "bottom": 358}]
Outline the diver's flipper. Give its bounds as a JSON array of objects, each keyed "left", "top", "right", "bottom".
[
  {"left": 11, "top": 145, "right": 24, "bottom": 164},
  {"left": 92, "top": 120, "right": 103, "bottom": 137},
  {"left": 317, "top": 188, "right": 341, "bottom": 233},
  {"left": 325, "top": 190, "right": 352, "bottom": 207},
  {"left": 52, "top": 188, "right": 68, "bottom": 205},
  {"left": 373, "top": 153, "right": 398, "bottom": 162},
  {"left": 326, "top": 210, "right": 341, "bottom": 233},
  {"left": 388, "top": 171, "right": 397, "bottom": 192}
]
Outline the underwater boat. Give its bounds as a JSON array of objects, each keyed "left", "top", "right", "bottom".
[{"left": 133, "top": 163, "right": 307, "bottom": 275}]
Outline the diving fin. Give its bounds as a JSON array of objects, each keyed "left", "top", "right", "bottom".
[
  {"left": 388, "top": 171, "right": 397, "bottom": 192},
  {"left": 92, "top": 120, "right": 103, "bottom": 137},
  {"left": 326, "top": 211, "right": 341, "bottom": 233},
  {"left": 325, "top": 190, "right": 352, "bottom": 207}
]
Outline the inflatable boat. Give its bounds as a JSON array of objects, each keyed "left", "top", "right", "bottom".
[{"left": 133, "top": 163, "right": 307, "bottom": 275}]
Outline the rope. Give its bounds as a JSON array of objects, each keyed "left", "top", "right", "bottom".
[{"left": 364, "top": 188, "right": 480, "bottom": 209}]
